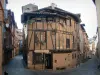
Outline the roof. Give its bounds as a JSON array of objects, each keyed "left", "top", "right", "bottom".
[
  {"left": 36, "top": 6, "right": 81, "bottom": 22},
  {"left": 21, "top": 12, "right": 57, "bottom": 23},
  {"left": 93, "top": 0, "right": 95, "bottom": 4},
  {"left": 85, "top": 33, "right": 88, "bottom": 38},
  {"left": 80, "top": 24, "right": 85, "bottom": 32},
  {"left": 80, "top": 24, "right": 88, "bottom": 38},
  {"left": 22, "top": 3, "right": 37, "bottom": 7},
  {"left": 8, "top": 10, "right": 17, "bottom": 27},
  {"left": 21, "top": 6, "right": 81, "bottom": 23}
]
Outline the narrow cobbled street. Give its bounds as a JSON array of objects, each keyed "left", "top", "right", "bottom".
[{"left": 2, "top": 55, "right": 100, "bottom": 75}]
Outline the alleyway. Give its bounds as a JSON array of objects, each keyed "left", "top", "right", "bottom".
[{"left": 3, "top": 55, "right": 100, "bottom": 75}]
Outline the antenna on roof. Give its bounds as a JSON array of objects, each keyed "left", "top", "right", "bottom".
[{"left": 51, "top": 3, "right": 57, "bottom": 9}]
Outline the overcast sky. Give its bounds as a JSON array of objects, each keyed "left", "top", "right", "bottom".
[{"left": 7, "top": 0, "right": 97, "bottom": 38}]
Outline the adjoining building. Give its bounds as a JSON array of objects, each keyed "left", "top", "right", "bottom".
[
  {"left": 0, "top": 0, "right": 19, "bottom": 66},
  {"left": 2, "top": 9, "right": 17, "bottom": 65},
  {"left": 21, "top": 3, "right": 83, "bottom": 70},
  {"left": 0, "top": 0, "right": 8, "bottom": 74},
  {"left": 92, "top": 0, "right": 100, "bottom": 62},
  {"left": 88, "top": 34, "right": 97, "bottom": 58},
  {"left": 13, "top": 29, "right": 23, "bottom": 55}
]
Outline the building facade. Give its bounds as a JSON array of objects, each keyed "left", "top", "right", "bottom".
[
  {"left": 79, "top": 24, "right": 84, "bottom": 62},
  {"left": 93, "top": 0, "right": 100, "bottom": 62},
  {"left": 0, "top": 0, "right": 8, "bottom": 74},
  {"left": 83, "top": 30, "right": 89, "bottom": 60},
  {"left": 79, "top": 24, "right": 89, "bottom": 62},
  {"left": 13, "top": 29, "right": 23, "bottom": 56},
  {"left": 3, "top": 9, "right": 17, "bottom": 65},
  {"left": 21, "top": 4, "right": 83, "bottom": 70}
]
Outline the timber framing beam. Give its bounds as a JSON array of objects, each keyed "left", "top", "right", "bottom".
[
  {"left": 28, "top": 29, "right": 73, "bottom": 35},
  {"left": 50, "top": 49, "right": 77, "bottom": 53}
]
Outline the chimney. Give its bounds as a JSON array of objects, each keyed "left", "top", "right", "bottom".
[
  {"left": 22, "top": 4, "right": 38, "bottom": 13},
  {"left": 51, "top": 3, "right": 57, "bottom": 9}
]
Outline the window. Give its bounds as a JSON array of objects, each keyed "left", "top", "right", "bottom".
[
  {"left": 67, "top": 18, "right": 71, "bottom": 26},
  {"left": 59, "top": 19, "right": 64, "bottom": 26},
  {"left": 72, "top": 54, "right": 74, "bottom": 59},
  {"left": 33, "top": 53, "right": 44, "bottom": 64},
  {"left": 77, "top": 55, "right": 79, "bottom": 59},
  {"left": 41, "top": 31, "right": 46, "bottom": 42},
  {"left": 26, "top": 8, "right": 30, "bottom": 10},
  {"left": 34, "top": 31, "right": 47, "bottom": 44},
  {"left": 0, "top": 21, "right": 2, "bottom": 26},
  {"left": 48, "top": 18, "right": 53, "bottom": 22},
  {"left": 73, "top": 36, "right": 74, "bottom": 43},
  {"left": 17, "top": 31, "right": 18, "bottom": 33},
  {"left": 34, "top": 32, "right": 39, "bottom": 43},
  {"left": 66, "top": 39, "right": 70, "bottom": 48},
  {"left": 73, "top": 36, "right": 74, "bottom": 48},
  {"left": 36, "top": 18, "right": 42, "bottom": 22},
  {"left": 42, "top": 18, "right": 46, "bottom": 22},
  {"left": 68, "top": 64, "right": 70, "bottom": 67},
  {"left": 75, "top": 54, "right": 76, "bottom": 58}
]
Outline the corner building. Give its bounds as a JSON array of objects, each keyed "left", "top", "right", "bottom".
[{"left": 21, "top": 5, "right": 81, "bottom": 70}]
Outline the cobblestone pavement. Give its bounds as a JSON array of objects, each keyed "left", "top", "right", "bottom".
[
  {"left": 66, "top": 56, "right": 100, "bottom": 75},
  {"left": 3, "top": 55, "right": 100, "bottom": 75}
]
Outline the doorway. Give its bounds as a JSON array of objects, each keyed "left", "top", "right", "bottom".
[{"left": 45, "top": 54, "right": 52, "bottom": 69}]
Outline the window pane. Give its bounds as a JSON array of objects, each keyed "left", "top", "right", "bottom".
[{"left": 66, "top": 39, "right": 70, "bottom": 48}]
